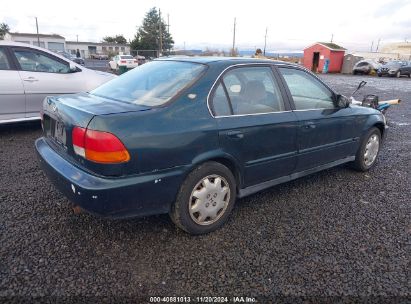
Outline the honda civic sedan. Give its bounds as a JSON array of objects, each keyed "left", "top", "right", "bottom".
[{"left": 36, "top": 57, "right": 386, "bottom": 234}]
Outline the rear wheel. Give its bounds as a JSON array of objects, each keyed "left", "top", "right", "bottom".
[
  {"left": 378, "top": 73, "right": 382, "bottom": 77},
  {"left": 351, "top": 127, "right": 381, "bottom": 171},
  {"left": 170, "top": 162, "right": 236, "bottom": 234}
]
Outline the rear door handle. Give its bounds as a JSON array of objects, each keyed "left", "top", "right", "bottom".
[
  {"left": 22, "top": 77, "right": 39, "bottom": 82},
  {"left": 303, "top": 122, "right": 316, "bottom": 129},
  {"left": 225, "top": 130, "right": 244, "bottom": 139}
]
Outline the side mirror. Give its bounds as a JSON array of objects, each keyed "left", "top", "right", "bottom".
[
  {"left": 337, "top": 94, "right": 351, "bottom": 108},
  {"left": 69, "top": 62, "right": 78, "bottom": 72}
]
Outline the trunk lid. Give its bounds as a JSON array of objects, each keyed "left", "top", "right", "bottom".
[{"left": 42, "top": 93, "right": 150, "bottom": 176}]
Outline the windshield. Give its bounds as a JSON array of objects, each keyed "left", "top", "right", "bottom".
[
  {"left": 91, "top": 60, "right": 206, "bottom": 106},
  {"left": 120, "top": 55, "right": 134, "bottom": 59}
]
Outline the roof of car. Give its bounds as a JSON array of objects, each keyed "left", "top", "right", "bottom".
[{"left": 157, "top": 56, "right": 297, "bottom": 67}]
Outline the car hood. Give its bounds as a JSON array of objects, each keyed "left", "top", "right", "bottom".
[{"left": 89, "top": 69, "right": 117, "bottom": 78}]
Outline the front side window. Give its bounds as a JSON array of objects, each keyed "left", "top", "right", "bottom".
[
  {"left": 279, "top": 68, "right": 335, "bottom": 110},
  {"left": 13, "top": 49, "right": 70, "bottom": 73},
  {"left": 91, "top": 60, "right": 206, "bottom": 106},
  {"left": 0, "top": 48, "right": 10, "bottom": 70},
  {"left": 211, "top": 66, "right": 285, "bottom": 116}
]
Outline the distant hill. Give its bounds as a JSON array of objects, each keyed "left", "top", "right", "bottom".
[{"left": 238, "top": 50, "right": 303, "bottom": 58}]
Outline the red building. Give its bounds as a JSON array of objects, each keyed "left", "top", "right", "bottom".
[{"left": 303, "top": 42, "right": 346, "bottom": 73}]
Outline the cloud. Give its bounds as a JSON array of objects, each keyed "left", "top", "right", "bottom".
[{"left": 374, "top": 0, "right": 410, "bottom": 17}]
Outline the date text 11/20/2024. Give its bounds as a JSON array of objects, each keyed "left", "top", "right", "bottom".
[{"left": 149, "top": 296, "right": 257, "bottom": 303}]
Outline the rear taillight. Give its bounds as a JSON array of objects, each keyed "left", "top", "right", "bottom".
[
  {"left": 120, "top": 60, "right": 126, "bottom": 64},
  {"left": 72, "top": 127, "right": 130, "bottom": 163},
  {"left": 134, "top": 59, "right": 137, "bottom": 63},
  {"left": 72, "top": 127, "right": 86, "bottom": 157}
]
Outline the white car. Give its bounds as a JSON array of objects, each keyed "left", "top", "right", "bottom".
[
  {"left": 0, "top": 41, "right": 116, "bottom": 124},
  {"left": 109, "top": 55, "right": 139, "bottom": 71}
]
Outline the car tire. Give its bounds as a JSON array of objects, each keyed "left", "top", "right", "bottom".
[
  {"left": 378, "top": 73, "right": 382, "bottom": 77},
  {"left": 351, "top": 127, "right": 381, "bottom": 172},
  {"left": 170, "top": 161, "right": 236, "bottom": 234},
  {"left": 396, "top": 71, "right": 401, "bottom": 78},
  {"left": 353, "top": 71, "right": 357, "bottom": 75}
]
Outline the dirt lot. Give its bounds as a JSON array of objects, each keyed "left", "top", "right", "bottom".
[{"left": 0, "top": 74, "right": 410, "bottom": 303}]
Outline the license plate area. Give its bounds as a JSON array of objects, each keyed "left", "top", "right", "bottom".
[{"left": 44, "top": 115, "right": 67, "bottom": 147}]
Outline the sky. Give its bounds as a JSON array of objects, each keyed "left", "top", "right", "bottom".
[{"left": 1, "top": 0, "right": 411, "bottom": 52}]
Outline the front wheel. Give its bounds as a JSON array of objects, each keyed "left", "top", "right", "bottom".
[
  {"left": 170, "top": 162, "right": 236, "bottom": 234},
  {"left": 351, "top": 127, "right": 381, "bottom": 171},
  {"left": 396, "top": 71, "right": 401, "bottom": 78}
]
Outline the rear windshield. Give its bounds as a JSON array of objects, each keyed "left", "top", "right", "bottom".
[
  {"left": 91, "top": 60, "right": 206, "bottom": 106},
  {"left": 120, "top": 55, "right": 134, "bottom": 59}
]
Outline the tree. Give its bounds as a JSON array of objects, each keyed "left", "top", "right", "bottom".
[
  {"left": 130, "top": 7, "right": 174, "bottom": 55},
  {"left": 102, "top": 35, "right": 127, "bottom": 44},
  {"left": 0, "top": 23, "right": 10, "bottom": 40}
]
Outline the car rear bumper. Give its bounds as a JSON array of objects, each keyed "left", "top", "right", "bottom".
[
  {"left": 35, "top": 137, "right": 186, "bottom": 218},
  {"left": 118, "top": 64, "right": 138, "bottom": 69}
]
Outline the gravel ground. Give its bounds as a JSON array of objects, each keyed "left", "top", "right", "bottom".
[{"left": 0, "top": 74, "right": 410, "bottom": 303}]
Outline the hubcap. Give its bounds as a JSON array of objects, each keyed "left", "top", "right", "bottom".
[
  {"left": 364, "top": 134, "right": 379, "bottom": 166},
  {"left": 189, "top": 174, "right": 230, "bottom": 226}
]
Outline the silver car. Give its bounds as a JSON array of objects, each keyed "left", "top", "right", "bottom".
[{"left": 0, "top": 41, "right": 116, "bottom": 124}]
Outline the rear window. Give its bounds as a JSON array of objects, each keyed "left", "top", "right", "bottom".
[
  {"left": 385, "top": 62, "right": 401, "bottom": 68},
  {"left": 91, "top": 60, "right": 206, "bottom": 106},
  {"left": 120, "top": 55, "right": 134, "bottom": 59}
]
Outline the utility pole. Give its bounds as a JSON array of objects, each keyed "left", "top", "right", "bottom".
[
  {"left": 35, "top": 17, "right": 40, "bottom": 46},
  {"left": 263, "top": 27, "right": 268, "bottom": 56},
  {"left": 167, "top": 13, "right": 170, "bottom": 54},
  {"left": 330, "top": 33, "right": 333, "bottom": 43},
  {"left": 76, "top": 34, "right": 78, "bottom": 42},
  {"left": 232, "top": 17, "right": 236, "bottom": 56},
  {"left": 376, "top": 38, "right": 381, "bottom": 52},
  {"left": 158, "top": 8, "right": 163, "bottom": 57},
  {"left": 370, "top": 41, "right": 374, "bottom": 52},
  {"left": 167, "top": 14, "right": 170, "bottom": 35}
]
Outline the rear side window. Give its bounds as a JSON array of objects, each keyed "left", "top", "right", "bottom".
[
  {"left": 210, "top": 66, "right": 285, "bottom": 116},
  {"left": 279, "top": 68, "right": 335, "bottom": 110},
  {"left": 0, "top": 48, "right": 10, "bottom": 70},
  {"left": 13, "top": 49, "right": 70, "bottom": 73}
]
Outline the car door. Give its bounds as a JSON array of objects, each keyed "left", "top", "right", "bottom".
[
  {"left": 209, "top": 65, "right": 298, "bottom": 187},
  {"left": 0, "top": 46, "right": 26, "bottom": 122},
  {"left": 278, "top": 67, "right": 359, "bottom": 172},
  {"left": 11, "top": 47, "right": 86, "bottom": 119}
]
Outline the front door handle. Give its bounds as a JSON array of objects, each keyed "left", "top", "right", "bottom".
[
  {"left": 225, "top": 130, "right": 244, "bottom": 139},
  {"left": 303, "top": 122, "right": 316, "bottom": 129},
  {"left": 22, "top": 77, "right": 39, "bottom": 82}
]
